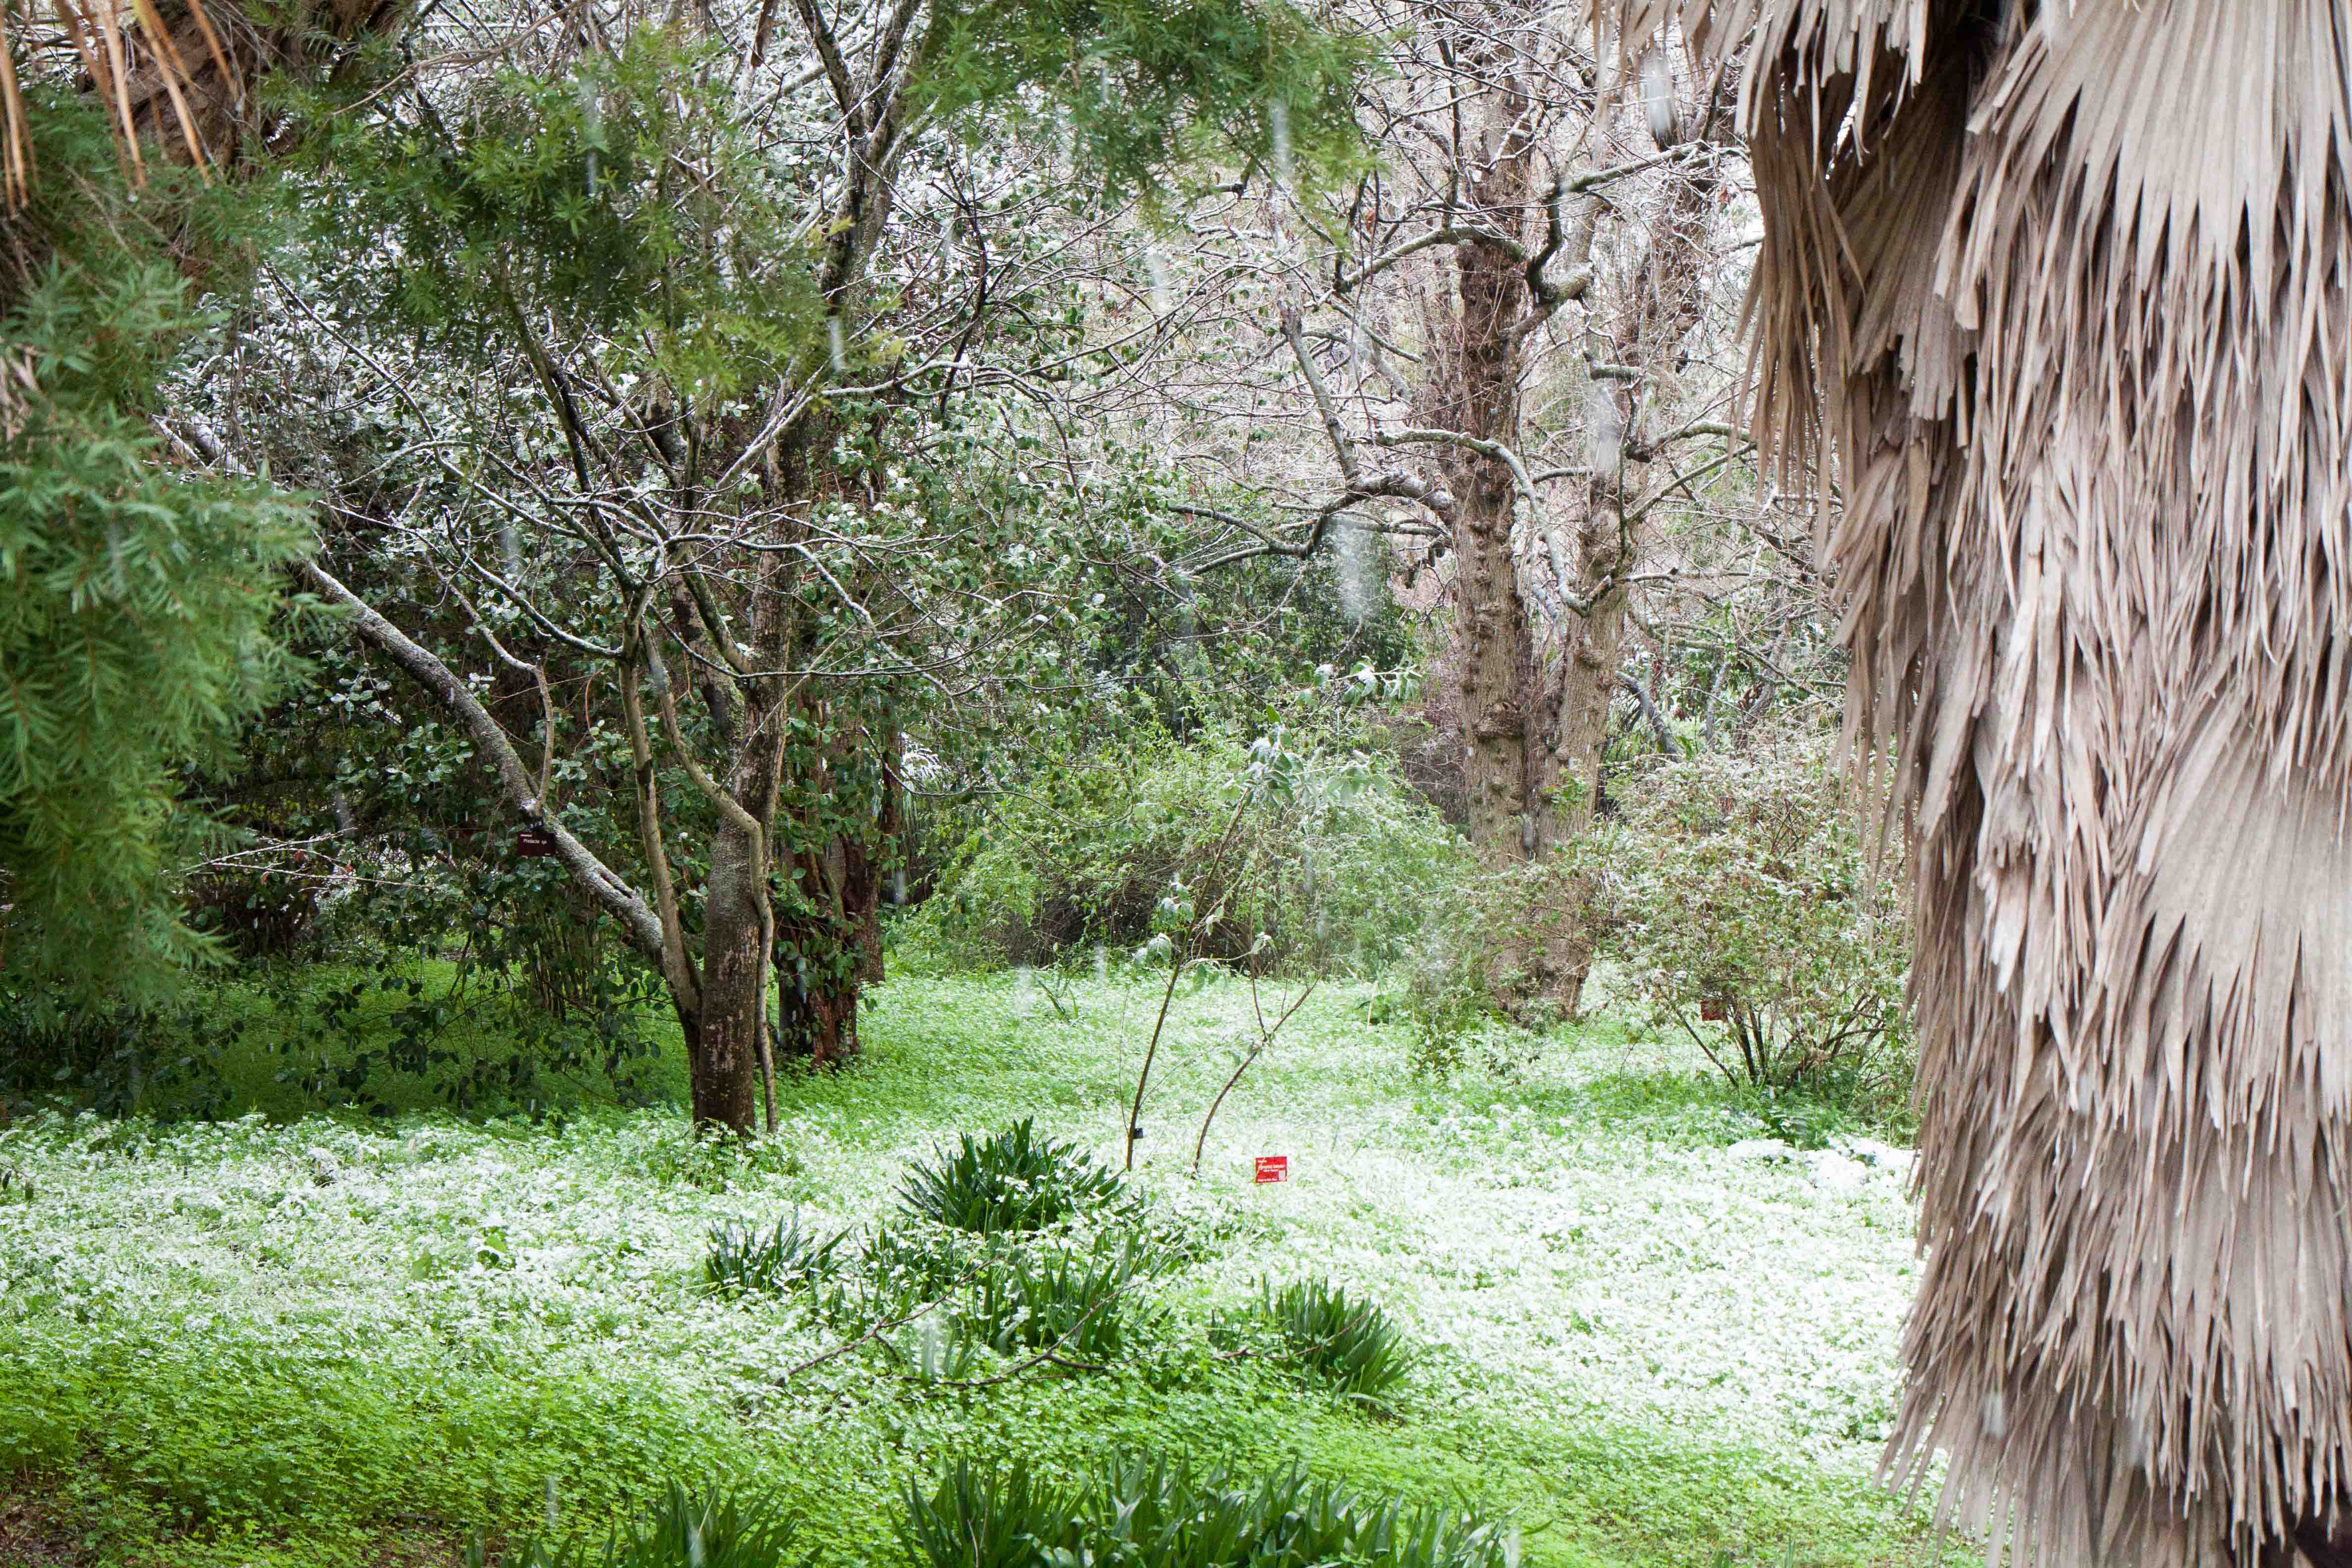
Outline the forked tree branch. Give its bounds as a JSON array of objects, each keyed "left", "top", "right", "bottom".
[{"left": 303, "top": 560, "right": 667, "bottom": 962}]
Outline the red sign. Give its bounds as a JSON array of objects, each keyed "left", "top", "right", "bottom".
[
  {"left": 515, "top": 829, "right": 558, "bottom": 858},
  {"left": 1253, "top": 1155, "right": 1290, "bottom": 1184}
]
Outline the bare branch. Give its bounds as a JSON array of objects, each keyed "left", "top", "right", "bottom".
[{"left": 303, "top": 561, "right": 666, "bottom": 962}]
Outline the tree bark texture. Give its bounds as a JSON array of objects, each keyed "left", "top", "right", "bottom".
[
  {"left": 1418, "top": 91, "right": 1540, "bottom": 864},
  {"left": 694, "top": 818, "right": 770, "bottom": 1130},
  {"left": 1525, "top": 108, "right": 1726, "bottom": 1012}
]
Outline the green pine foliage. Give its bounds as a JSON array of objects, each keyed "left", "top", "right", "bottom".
[
  {"left": 304, "top": 30, "right": 823, "bottom": 388},
  {"left": 0, "top": 94, "right": 312, "bottom": 1002}
]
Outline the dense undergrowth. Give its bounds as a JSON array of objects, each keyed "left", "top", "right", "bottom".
[
  {"left": 0, "top": 972, "right": 1933, "bottom": 1568},
  {"left": 897, "top": 733, "right": 1470, "bottom": 976}
]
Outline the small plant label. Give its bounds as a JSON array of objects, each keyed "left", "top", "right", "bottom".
[
  {"left": 515, "top": 829, "right": 558, "bottom": 858},
  {"left": 1254, "top": 1155, "right": 1290, "bottom": 1184}
]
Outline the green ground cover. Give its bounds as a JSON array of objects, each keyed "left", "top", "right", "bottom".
[{"left": 0, "top": 973, "right": 1935, "bottom": 1568}]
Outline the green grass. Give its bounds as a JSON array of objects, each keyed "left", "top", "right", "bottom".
[{"left": 0, "top": 969, "right": 1936, "bottom": 1568}]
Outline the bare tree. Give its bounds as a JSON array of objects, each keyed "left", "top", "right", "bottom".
[{"left": 1150, "top": 0, "right": 1750, "bottom": 1010}]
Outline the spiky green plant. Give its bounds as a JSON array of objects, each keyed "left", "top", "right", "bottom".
[
  {"left": 900, "top": 1456, "right": 1505, "bottom": 1568},
  {"left": 897, "top": 1119, "right": 1127, "bottom": 1233},
  {"left": 490, "top": 1480, "right": 802, "bottom": 1568},
  {"left": 703, "top": 1212, "right": 851, "bottom": 1299},
  {"left": 1255, "top": 1276, "right": 1417, "bottom": 1405},
  {"left": 899, "top": 1459, "right": 1075, "bottom": 1568},
  {"left": 831, "top": 1223, "right": 984, "bottom": 1327},
  {"left": 970, "top": 1234, "right": 1163, "bottom": 1359}
]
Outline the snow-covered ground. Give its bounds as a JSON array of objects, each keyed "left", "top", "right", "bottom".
[{"left": 0, "top": 974, "right": 1919, "bottom": 1483}]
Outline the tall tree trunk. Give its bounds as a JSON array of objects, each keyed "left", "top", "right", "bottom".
[
  {"left": 777, "top": 707, "right": 894, "bottom": 1065},
  {"left": 1421, "top": 98, "right": 1539, "bottom": 864},
  {"left": 778, "top": 800, "right": 867, "bottom": 1067},
  {"left": 1527, "top": 99, "right": 1726, "bottom": 1012},
  {"left": 693, "top": 818, "right": 769, "bottom": 1129},
  {"left": 842, "top": 718, "right": 897, "bottom": 986}
]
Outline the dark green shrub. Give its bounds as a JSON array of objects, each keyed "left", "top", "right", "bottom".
[
  {"left": 900, "top": 1456, "right": 1505, "bottom": 1568},
  {"left": 1253, "top": 1277, "right": 1417, "bottom": 1405},
  {"left": 799, "top": 1153, "right": 1199, "bottom": 1366},
  {"left": 0, "top": 995, "right": 237, "bottom": 1120},
  {"left": 490, "top": 1480, "right": 802, "bottom": 1568},
  {"left": 898, "top": 1120, "right": 1127, "bottom": 1233},
  {"left": 703, "top": 1212, "right": 852, "bottom": 1299}
]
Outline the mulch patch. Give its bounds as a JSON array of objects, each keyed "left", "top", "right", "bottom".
[{"left": 0, "top": 1495, "right": 81, "bottom": 1566}]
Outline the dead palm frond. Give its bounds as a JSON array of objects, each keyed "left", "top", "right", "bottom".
[
  {"left": 1595, "top": 3, "right": 2352, "bottom": 1565},
  {"left": 0, "top": 0, "right": 244, "bottom": 206}
]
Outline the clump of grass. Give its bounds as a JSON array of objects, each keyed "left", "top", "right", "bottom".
[
  {"left": 970, "top": 1234, "right": 1165, "bottom": 1359},
  {"left": 703, "top": 1211, "right": 851, "bottom": 1299},
  {"left": 1254, "top": 1276, "right": 1418, "bottom": 1405},
  {"left": 900, "top": 1456, "right": 1505, "bottom": 1568},
  {"left": 487, "top": 1480, "right": 802, "bottom": 1568},
  {"left": 817, "top": 1225, "right": 1172, "bottom": 1364},
  {"left": 898, "top": 1118, "right": 1127, "bottom": 1233}
]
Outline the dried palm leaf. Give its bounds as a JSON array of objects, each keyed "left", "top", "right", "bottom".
[
  {"left": 0, "top": 0, "right": 238, "bottom": 207},
  {"left": 1593, "top": 2, "right": 2352, "bottom": 1564}
]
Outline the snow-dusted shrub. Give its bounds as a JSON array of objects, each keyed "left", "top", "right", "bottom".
[
  {"left": 1584, "top": 732, "right": 1913, "bottom": 1118},
  {"left": 897, "top": 735, "right": 1468, "bottom": 975}
]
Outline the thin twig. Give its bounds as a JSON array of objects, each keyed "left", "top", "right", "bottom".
[
  {"left": 1125, "top": 788, "right": 1257, "bottom": 1172},
  {"left": 1189, "top": 974, "right": 1315, "bottom": 1178},
  {"left": 772, "top": 1260, "right": 990, "bottom": 1383}
]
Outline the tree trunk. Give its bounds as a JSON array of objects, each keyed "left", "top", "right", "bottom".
[
  {"left": 691, "top": 817, "right": 769, "bottom": 1131},
  {"left": 1420, "top": 100, "right": 1539, "bottom": 864},
  {"left": 1528, "top": 583, "right": 1630, "bottom": 1005},
  {"left": 1526, "top": 103, "right": 1727, "bottom": 1014},
  {"left": 777, "top": 829, "right": 864, "bottom": 1068}
]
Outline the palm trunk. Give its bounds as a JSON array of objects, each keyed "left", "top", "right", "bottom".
[{"left": 1596, "top": 0, "right": 2352, "bottom": 1559}]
